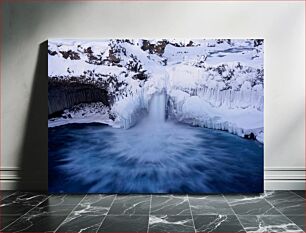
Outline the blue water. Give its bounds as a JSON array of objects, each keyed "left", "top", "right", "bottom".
[{"left": 48, "top": 120, "right": 263, "bottom": 194}]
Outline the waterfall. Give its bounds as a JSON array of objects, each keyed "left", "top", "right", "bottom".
[{"left": 148, "top": 91, "right": 166, "bottom": 123}]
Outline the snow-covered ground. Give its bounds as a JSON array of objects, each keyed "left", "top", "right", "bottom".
[
  {"left": 48, "top": 102, "right": 115, "bottom": 128},
  {"left": 48, "top": 39, "right": 264, "bottom": 142}
]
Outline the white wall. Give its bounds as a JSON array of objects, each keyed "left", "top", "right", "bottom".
[{"left": 1, "top": 1, "right": 304, "bottom": 190}]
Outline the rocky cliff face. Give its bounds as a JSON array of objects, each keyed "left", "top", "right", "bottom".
[
  {"left": 48, "top": 80, "right": 109, "bottom": 116},
  {"left": 48, "top": 39, "right": 264, "bottom": 142}
]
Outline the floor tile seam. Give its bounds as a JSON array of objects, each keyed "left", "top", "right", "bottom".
[
  {"left": 289, "top": 190, "right": 305, "bottom": 200},
  {"left": 1, "top": 194, "right": 51, "bottom": 231},
  {"left": 54, "top": 194, "right": 87, "bottom": 232},
  {"left": 146, "top": 194, "right": 152, "bottom": 233},
  {"left": 263, "top": 195, "right": 304, "bottom": 232},
  {"left": 97, "top": 194, "right": 117, "bottom": 232},
  {"left": 187, "top": 194, "right": 197, "bottom": 233},
  {"left": 222, "top": 194, "right": 247, "bottom": 233},
  {"left": 0, "top": 191, "right": 17, "bottom": 202}
]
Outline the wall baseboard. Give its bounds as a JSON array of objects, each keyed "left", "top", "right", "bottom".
[
  {"left": 0, "top": 167, "right": 304, "bottom": 191},
  {"left": 264, "top": 167, "right": 305, "bottom": 190}
]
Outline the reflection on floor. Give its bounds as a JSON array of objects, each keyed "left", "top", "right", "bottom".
[{"left": 0, "top": 190, "right": 304, "bottom": 232}]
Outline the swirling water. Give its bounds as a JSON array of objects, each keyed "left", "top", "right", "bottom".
[
  {"left": 48, "top": 121, "right": 263, "bottom": 193},
  {"left": 49, "top": 92, "right": 263, "bottom": 193}
]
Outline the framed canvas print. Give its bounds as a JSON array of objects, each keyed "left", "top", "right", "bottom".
[{"left": 48, "top": 39, "right": 264, "bottom": 193}]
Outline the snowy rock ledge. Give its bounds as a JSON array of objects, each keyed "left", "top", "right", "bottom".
[
  {"left": 48, "top": 102, "right": 115, "bottom": 128},
  {"left": 166, "top": 63, "right": 263, "bottom": 143},
  {"left": 168, "top": 95, "right": 263, "bottom": 143},
  {"left": 48, "top": 39, "right": 264, "bottom": 143}
]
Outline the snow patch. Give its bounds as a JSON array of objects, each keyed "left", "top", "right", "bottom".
[{"left": 48, "top": 39, "right": 264, "bottom": 142}]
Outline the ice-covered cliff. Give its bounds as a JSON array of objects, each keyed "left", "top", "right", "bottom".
[{"left": 48, "top": 39, "right": 264, "bottom": 142}]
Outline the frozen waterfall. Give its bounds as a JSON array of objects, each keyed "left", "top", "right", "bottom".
[{"left": 148, "top": 91, "right": 167, "bottom": 124}]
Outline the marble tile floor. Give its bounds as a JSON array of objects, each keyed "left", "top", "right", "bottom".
[{"left": 0, "top": 190, "right": 304, "bottom": 232}]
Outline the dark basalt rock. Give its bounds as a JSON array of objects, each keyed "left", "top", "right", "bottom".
[
  {"left": 141, "top": 40, "right": 168, "bottom": 56},
  {"left": 254, "top": 39, "right": 263, "bottom": 47},
  {"left": 244, "top": 133, "right": 256, "bottom": 140},
  {"left": 59, "top": 50, "right": 81, "bottom": 60},
  {"left": 108, "top": 49, "right": 121, "bottom": 64},
  {"left": 48, "top": 80, "right": 109, "bottom": 116},
  {"left": 132, "top": 71, "right": 148, "bottom": 81},
  {"left": 48, "top": 50, "right": 57, "bottom": 56},
  {"left": 216, "top": 39, "right": 231, "bottom": 45}
]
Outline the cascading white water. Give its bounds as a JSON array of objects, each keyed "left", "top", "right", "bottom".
[{"left": 148, "top": 91, "right": 167, "bottom": 123}]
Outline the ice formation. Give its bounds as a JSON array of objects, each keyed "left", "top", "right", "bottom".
[{"left": 48, "top": 39, "right": 264, "bottom": 142}]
